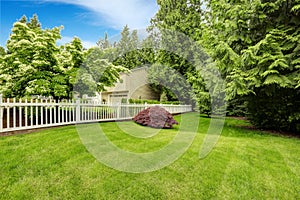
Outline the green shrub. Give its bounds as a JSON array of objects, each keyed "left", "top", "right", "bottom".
[
  {"left": 128, "top": 98, "right": 180, "bottom": 105},
  {"left": 246, "top": 87, "right": 300, "bottom": 133},
  {"left": 226, "top": 98, "right": 247, "bottom": 117}
]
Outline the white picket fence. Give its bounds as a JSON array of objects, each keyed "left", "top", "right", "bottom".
[{"left": 0, "top": 95, "right": 192, "bottom": 133}]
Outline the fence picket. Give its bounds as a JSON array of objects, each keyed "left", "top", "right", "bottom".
[
  {"left": 19, "top": 99, "right": 22, "bottom": 127},
  {"left": 25, "top": 99, "right": 28, "bottom": 127},
  {"left": 35, "top": 99, "right": 38, "bottom": 126},
  {"left": 30, "top": 100, "right": 33, "bottom": 126},
  {"left": 7, "top": 98, "right": 10, "bottom": 129},
  {"left": 13, "top": 98, "right": 16, "bottom": 128}
]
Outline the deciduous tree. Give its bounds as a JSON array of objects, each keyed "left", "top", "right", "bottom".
[{"left": 74, "top": 47, "right": 128, "bottom": 97}]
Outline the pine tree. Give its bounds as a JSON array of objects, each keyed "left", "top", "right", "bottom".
[{"left": 113, "top": 25, "right": 142, "bottom": 69}]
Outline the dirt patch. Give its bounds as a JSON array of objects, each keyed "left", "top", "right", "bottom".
[
  {"left": 229, "top": 116, "right": 247, "bottom": 121},
  {"left": 237, "top": 124, "right": 300, "bottom": 139},
  {"left": 0, "top": 126, "right": 65, "bottom": 137}
]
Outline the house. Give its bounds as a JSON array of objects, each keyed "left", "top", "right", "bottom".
[{"left": 100, "top": 67, "right": 159, "bottom": 104}]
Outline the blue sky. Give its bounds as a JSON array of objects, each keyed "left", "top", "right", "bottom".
[{"left": 0, "top": 0, "right": 159, "bottom": 48}]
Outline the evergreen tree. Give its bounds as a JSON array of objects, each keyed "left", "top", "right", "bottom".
[
  {"left": 150, "top": 0, "right": 204, "bottom": 41},
  {"left": 116, "top": 25, "right": 131, "bottom": 54},
  {"left": 97, "top": 32, "right": 111, "bottom": 50},
  {"left": 140, "top": 36, "right": 157, "bottom": 64},
  {"left": 204, "top": 0, "right": 300, "bottom": 132},
  {"left": 150, "top": 0, "right": 300, "bottom": 131},
  {"left": 113, "top": 25, "right": 142, "bottom": 69},
  {"left": 149, "top": 0, "right": 211, "bottom": 107}
]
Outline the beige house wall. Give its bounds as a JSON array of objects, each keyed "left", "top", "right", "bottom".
[
  {"left": 131, "top": 85, "right": 159, "bottom": 100},
  {"left": 101, "top": 67, "right": 159, "bottom": 103}
]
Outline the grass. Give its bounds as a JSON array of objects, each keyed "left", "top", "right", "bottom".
[{"left": 0, "top": 112, "right": 299, "bottom": 199}]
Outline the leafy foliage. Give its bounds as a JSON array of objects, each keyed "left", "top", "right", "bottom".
[
  {"left": 150, "top": 0, "right": 300, "bottom": 132},
  {"left": 74, "top": 47, "right": 128, "bottom": 97},
  {"left": 0, "top": 15, "right": 83, "bottom": 99},
  {"left": 133, "top": 106, "right": 178, "bottom": 128},
  {"left": 203, "top": 0, "right": 300, "bottom": 132},
  {"left": 147, "top": 63, "right": 193, "bottom": 104},
  {"left": 187, "top": 70, "right": 211, "bottom": 116},
  {"left": 0, "top": 15, "right": 64, "bottom": 98},
  {"left": 113, "top": 26, "right": 142, "bottom": 69},
  {"left": 0, "top": 14, "right": 126, "bottom": 100},
  {"left": 58, "top": 37, "right": 85, "bottom": 98},
  {"left": 128, "top": 98, "right": 180, "bottom": 105}
]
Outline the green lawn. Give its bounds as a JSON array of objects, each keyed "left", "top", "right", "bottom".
[{"left": 0, "top": 112, "right": 299, "bottom": 199}]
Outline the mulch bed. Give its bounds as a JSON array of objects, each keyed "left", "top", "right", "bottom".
[{"left": 229, "top": 116, "right": 300, "bottom": 139}]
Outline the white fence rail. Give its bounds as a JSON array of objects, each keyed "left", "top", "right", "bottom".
[{"left": 0, "top": 95, "right": 192, "bottom": 133}]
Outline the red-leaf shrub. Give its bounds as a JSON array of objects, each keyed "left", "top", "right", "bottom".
[{"left": 133, "top": 106, "right": 178, "bottom": 128}]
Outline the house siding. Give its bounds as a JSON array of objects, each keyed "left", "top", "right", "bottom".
[{"left": 101, "top": 67, "right": 159, "bottom": 103}]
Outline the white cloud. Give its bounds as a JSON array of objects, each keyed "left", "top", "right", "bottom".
[
  {"left": 81, "top": 40, "right": 97, "bottom": 49},
  {"left": 45, "top": 0, "right": 159, "bottom": 30},
  {"left": 57, "top": 36, "right": 96, "bottom": 49},
  {"left": 57, "top": 36, "right": 73, "bottom": 46}
]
